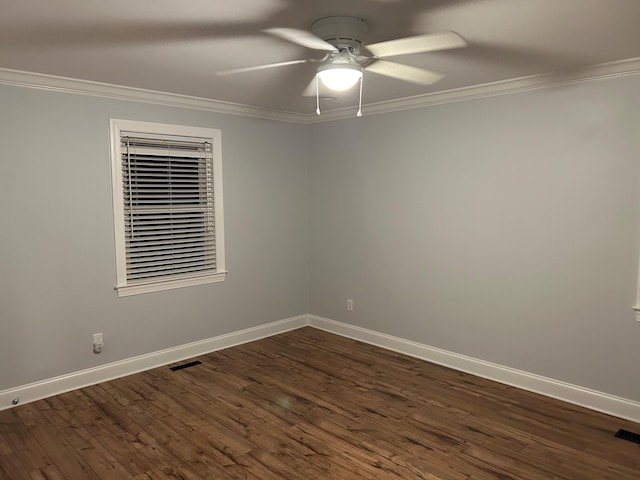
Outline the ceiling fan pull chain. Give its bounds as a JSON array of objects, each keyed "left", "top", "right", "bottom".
[
  {"left": 356, "top": 75, "right": 363, "bottom": 117},
  {"left": 316, "top": 76, "right": 321, "bottom": 115}
]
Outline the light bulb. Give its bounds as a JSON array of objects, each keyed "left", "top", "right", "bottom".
[{"left": 317, "top": 64, "right": 363, "bottom": 92}]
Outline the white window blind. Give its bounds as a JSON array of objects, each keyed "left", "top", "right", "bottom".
[{"left": 110, "top": 120, "right": 225, "bottom": 296}]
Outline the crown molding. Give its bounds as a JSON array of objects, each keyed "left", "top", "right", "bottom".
[
  {"left": 1, "top": 57, "right": 640, "bottom": 125},
  {"left": 302, "top": 56, "right": 640, "bottom": 124},
  {"left": 0, "top": 67, "right": 305, "bottom": 124}
]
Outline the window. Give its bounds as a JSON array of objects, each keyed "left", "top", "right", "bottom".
[{"left": 110, "top": 119, "right": 226, "bottom": 296}]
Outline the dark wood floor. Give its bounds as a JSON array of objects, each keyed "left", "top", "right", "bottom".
[{"left": 1, "top": 327, "right": 639, "bottom": 479}]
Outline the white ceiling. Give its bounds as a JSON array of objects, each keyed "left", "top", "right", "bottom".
[{"left": 1, "top": 0, "right": 640, "bottom": 115}]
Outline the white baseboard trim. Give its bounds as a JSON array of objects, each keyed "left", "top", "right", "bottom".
[
  {"left": 0, "top": 315, "right": 308, "bottom": 411},
  {"left": 307, "top": 315, "right": 640, "bottom": 423},
  {"left": 5, "top": 314, "right": 640, "bottom": 423}
]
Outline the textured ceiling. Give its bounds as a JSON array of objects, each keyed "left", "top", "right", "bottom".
[{"left": 1, "top": 0, "right": 639, "bottom": 115}]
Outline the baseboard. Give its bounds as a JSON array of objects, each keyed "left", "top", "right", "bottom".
[
  {"left": 307, "top": 315, "right": 640, "bottom": 423},
  {"left": 5, "top": 314, "right": 640, "bottom": 423},
  {"left": 0, "top": 315, "right": 308, "bottom": 411}
]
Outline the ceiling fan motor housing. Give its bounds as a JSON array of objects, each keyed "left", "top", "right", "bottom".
[{"left": 311, "top": 16, "right": 368, "bottom": 52}]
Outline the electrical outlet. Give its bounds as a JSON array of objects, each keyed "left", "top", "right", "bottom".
[
  {"left": 347, "top": 299, "right": 354, "bottom": 311},
  {"left": 93, "top": 332, "right": 104, "bottom": 354}
]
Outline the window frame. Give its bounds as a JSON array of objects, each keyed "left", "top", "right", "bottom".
[{"left": 109, "top": 119, "right": 226, "bottom": 297}]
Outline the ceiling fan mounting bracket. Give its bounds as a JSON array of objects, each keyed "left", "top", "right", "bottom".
[
  {"left": 311, "top": 16, "right": 368, "bottom": 52},
  {"left": 327, "top": 49, "right": 359, "bottom": 65}
]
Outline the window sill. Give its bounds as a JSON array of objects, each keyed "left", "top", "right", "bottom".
[{"left": 116, "top": 272, "right": 227, "bottom": 297}]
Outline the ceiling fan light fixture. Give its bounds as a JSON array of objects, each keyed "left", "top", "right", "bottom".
[{"left": 317, "top": 63, "right": 363, "bottom": 91}]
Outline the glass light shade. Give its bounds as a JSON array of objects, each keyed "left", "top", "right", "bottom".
[{"left": 317, "top": 64, "right": 363, "bottom": 91}]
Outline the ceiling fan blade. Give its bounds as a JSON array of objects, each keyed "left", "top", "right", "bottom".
[
  {"left": 264, "top": 28, "right": 338, "bottom": 52},
  {"left": 365, "top": 60, "right": 444, "bottom": 85},
  {"left": 217, "top": 59, "right": 311, "bottom": 75},
  {"left": 367, "top": 31, "right": 467, "bottom": 58}
]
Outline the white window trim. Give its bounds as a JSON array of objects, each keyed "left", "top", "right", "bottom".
[{"left": 109, "top": 119, "right": 226, "bottom": 297}]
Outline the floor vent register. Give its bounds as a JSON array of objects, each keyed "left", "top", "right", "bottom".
[
  {"left": 169, "top": 360, "right": 202, "bottom": 372},
  {"left": 614, "top": 429, "right": 640, "bottom": 445}
]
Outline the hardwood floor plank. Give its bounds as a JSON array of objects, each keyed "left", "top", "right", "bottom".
[
  {"left": 53, "top": 391, "right": 157, "bottom": 477},
  {"left": 0, "top": 451, "right": 31, "bottom": 480},
  {"left": 29, "top": 464, "right": 67, "bottom": 480},
  {"left": 77, "top": 387, "right": 203, "bottom": 479},
  {"left": 13, "top": 404, "right": 101, "bottom": 480},
  {"left": 103, "top": 379, "right": 249, "bottom": 479},
  {"left": 132, "top": 471, "right": 173, "bottom": 480},
  {"left": 87, "top": 383, "right": 220, "bottom": 480},
  {"left": 0, "top": 409, "right": 56, "bottom": 474},
  {"left": 0, "top": 431, "right": 12, "bottom": 456},
  {"left": 31, "top": 397, "right": 134, "bottom": 479}
]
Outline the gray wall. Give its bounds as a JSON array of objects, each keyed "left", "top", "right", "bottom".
[
  {"left": 3, "top": 72, "right": 640, "bottom": 403},
  {"left": 0, "top": 85, "right": 309, "bottom": 391},
  {"left": 309, "top": 75, "right": 640, "bottom": 401}
]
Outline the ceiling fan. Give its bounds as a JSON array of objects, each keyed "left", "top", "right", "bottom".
[{"left": 217, "top": 16, "right": 467, "bottom": 115}]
